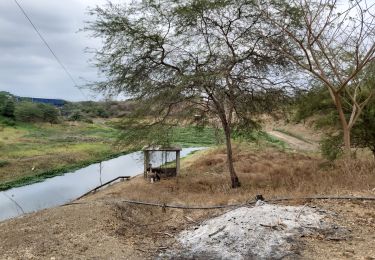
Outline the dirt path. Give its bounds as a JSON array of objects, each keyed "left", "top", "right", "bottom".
[{"left": 268, "top": 130, "right": 318, "bottom": 152}]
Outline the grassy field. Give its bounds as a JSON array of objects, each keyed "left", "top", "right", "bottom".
[{"left": 0, "top": 119, "right": 126, "bottom": 190}]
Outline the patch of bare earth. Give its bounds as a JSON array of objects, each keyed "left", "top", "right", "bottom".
[
  {"left": 267, "top": 130, "right": 318, "bottom": 152},
  {"left": 0, "top": 146, "right": 374, "bottom": 259}
]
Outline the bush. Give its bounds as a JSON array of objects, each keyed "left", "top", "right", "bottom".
[
  {"left": 0, "top": 92, "right": 15, "bottom": 118},
  {"left": 14, "top": 102, "right": 59, "bottom": 123},
  {"left": 69, "top": 111, "right": 84, "bottom": 121},
  {"left": 0, "top": 160, "right": 9, "bottom": 167},
  {"left": 2, "top": 100, "right": 15, "bottom": 118},
  {"left": 14, "top": 102, "right": 43, "bottom": 122},
  {"left": 83, "top": 118, "right": 94, "bottom": 124},
  {"left": 0, "top": 117, "right": 16, "bottom": 126},
  {"left": 352, "top": 98, "right": 375, "bottom": 157},
  {"left": 38, "top": 103, "right": 59, "bottom": 124},
  {"left": 320, "top": 134, "right": 343, "bottom": 160}
]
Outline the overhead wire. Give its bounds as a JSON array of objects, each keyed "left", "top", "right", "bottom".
[{"left": 13, "top": 0, "right": 89, "bottom": 100}]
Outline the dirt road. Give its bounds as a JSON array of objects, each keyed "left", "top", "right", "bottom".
[{"left": 268, "top": 130, "right": 318, "bottom": 152}]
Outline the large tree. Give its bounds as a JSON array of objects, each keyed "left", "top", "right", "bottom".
[
  {"left": 87, "top": 0, "right": 290, "bottom": 188},
  {"left": 259, "top": 0, "right": 375, "bottom": 156}
]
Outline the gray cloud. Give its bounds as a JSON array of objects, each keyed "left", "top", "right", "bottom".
[{"left": 0, "top": 0, "right": 109, "bottom": 101}]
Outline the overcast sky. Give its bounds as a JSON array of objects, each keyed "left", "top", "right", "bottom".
[{"left": 0, "top": 0, "right": 115, "bottom": 101}]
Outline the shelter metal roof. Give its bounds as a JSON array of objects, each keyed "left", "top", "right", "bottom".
[{"left": 142, "top": 145, "right": 182, "bottom": 151}]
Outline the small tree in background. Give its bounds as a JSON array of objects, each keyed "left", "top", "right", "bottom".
[
  {"left": 294, "top": 80, "right": 375, "bottom": 160},
  {"left": 260, "top": 0, "right": 375, "bottom": 156},
  {"left": 15, "top": 102, "right": 43, "bottom": 122},
  {"left": 38, "top": 104, "right": 59, "bottom": 124},
  {"left": 2, "top": 100, "right": 15, "bottom": 118},
  {"left": 0, "top": 92, "right": 15, "bottom": 118}
]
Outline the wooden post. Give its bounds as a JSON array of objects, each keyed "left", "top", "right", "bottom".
[
  {"left": 176, "top": 150, "right": 180, "bottom": 176},
  {"left": 144, "top": 150, "right": 149, "bottom": 178}
]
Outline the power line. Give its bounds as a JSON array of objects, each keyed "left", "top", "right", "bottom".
[{"left": 13, "top": 0, "right": 88, "bottom": 100}]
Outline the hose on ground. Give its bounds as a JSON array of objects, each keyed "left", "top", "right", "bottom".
[{"left": 64, "top": 195, "right": 375, "bottom": 210}]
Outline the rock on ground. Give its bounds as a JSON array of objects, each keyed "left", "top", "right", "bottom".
[{"left": 162, "top": 203, "right": 347, "bottom": 260}]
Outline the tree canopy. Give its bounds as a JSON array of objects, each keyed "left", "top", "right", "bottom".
[
  {"left": 87, "top": 0, "right": 292, "bottom": 187},
  {"left": 260, "top": 0, "right": 375, "bottom": 155}
]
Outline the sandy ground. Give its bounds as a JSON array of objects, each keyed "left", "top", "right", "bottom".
[{"left": 0, "top": 177, "right": 374, "bottom": 259}]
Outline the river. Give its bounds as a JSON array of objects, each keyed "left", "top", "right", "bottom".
[{"left": 0, "top": 147, "right": 203, "bottom": 222}]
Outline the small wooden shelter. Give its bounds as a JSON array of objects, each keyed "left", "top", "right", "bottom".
[{"left": 143, "top": 145, "right": 181, "bottom": 179}]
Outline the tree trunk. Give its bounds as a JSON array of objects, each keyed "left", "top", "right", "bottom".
[
  {"left": 342, "top": 126, "right": 351, "bottom": 157},
  {"left": 223, "top": 124, "right": 241, "bottom": 188},
  {"left": 335, "top": 94, "right": 351, "bottom": 157},
  {"left": 372, "top": 148, "right": 375, "bottom": 159}
]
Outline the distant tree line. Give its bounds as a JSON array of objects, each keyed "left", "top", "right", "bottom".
[
  {"left": 0, "top": 91, "right": 136, "bottom": 125},
  {"left": 62, "top": 100, "right": 136, "bottom": 122},
  {"left": 0, "top": 92, "right": 59, "bottom": 124}
]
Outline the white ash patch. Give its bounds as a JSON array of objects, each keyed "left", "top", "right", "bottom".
[{"left": 162, "top": 203, "right": 347, "bottom": 260}]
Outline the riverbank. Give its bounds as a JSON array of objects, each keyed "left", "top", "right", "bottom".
[
  {"left": 0, "top": 121, "right": 222, "bottom": 191},
  {"left": 0, "top": 145, "right": 374, "bottom": 259},
  {"left": 0, "top": 120, "right": 124, "bottom": 190}
]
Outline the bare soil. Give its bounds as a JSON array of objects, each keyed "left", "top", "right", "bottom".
[{"left": 268, "top": 130, "right": 318, "bottom": 152}]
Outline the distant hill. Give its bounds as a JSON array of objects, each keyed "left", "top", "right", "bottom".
[{"left": 15, "top": 96, "right": 66, "bottom": 107}]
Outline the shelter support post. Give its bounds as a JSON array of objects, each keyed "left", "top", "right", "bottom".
[
  {"left": 144, "top": 151, "right": 150, "bottom": 178},
  {"left": 176, "top": 150, "right": 180, "bottom": 176}
]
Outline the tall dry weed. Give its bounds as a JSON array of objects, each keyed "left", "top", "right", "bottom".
[{"left": 106, "top": 145, "right": 375, "bottom": 207}]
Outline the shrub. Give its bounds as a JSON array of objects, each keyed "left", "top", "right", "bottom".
[
  {"left": 0, "top": 118, "right": 16, "bottom": 126},
  {"left": 2, "top": 100, "right": 15, "bottom": 118},
  {"left": 14, "top": 102, "right": 43, "bottom": 122},
  {"left": 0, "top": 160, "right": 9, "bottom": 167},
  {"left": 351, "top": 98, "right": 375, "bottom": 157},
  {"left": 14, "top": 102, "right": 59, "bottom": 123},
  {"left": 38, "top": 103, "right": 59, "bottom": 124},
  {"left": 83, "top": 118, "right": 94, "bottom": 124},
  {"left": 320, "top": 134, "right": 343, "bottom": 160}
]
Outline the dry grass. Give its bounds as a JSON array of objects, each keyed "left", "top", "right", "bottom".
[{"left": 96, "top": 144, "right": 375, "bottom": 206}]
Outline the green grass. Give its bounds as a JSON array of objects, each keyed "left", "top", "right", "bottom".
[
  {"left": 171, "top": 126, "right": 223, "bottom": 147},
  {"left": 0, "top": 160, "right": 9, "bottom": 167},
  {"left": 244, "top": 130, "right": 288, "bottom": 149},
  {"left": 0, "top": 120, "right": 125, "bottom": 189},
  {"left": 229, "top": 127, "right": 288, "bottom": 149}
]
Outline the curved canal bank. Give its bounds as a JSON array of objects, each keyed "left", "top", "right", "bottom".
[{"left": 0, "top": 147, "right": 204, "bottom": 221}]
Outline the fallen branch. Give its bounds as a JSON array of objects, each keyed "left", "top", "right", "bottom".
[
  {"left": 208, "top": 226, "right": 226, "bottom": 237},
  {"left": 260, "top": 222, "right": 287, "bottom": 230}
]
